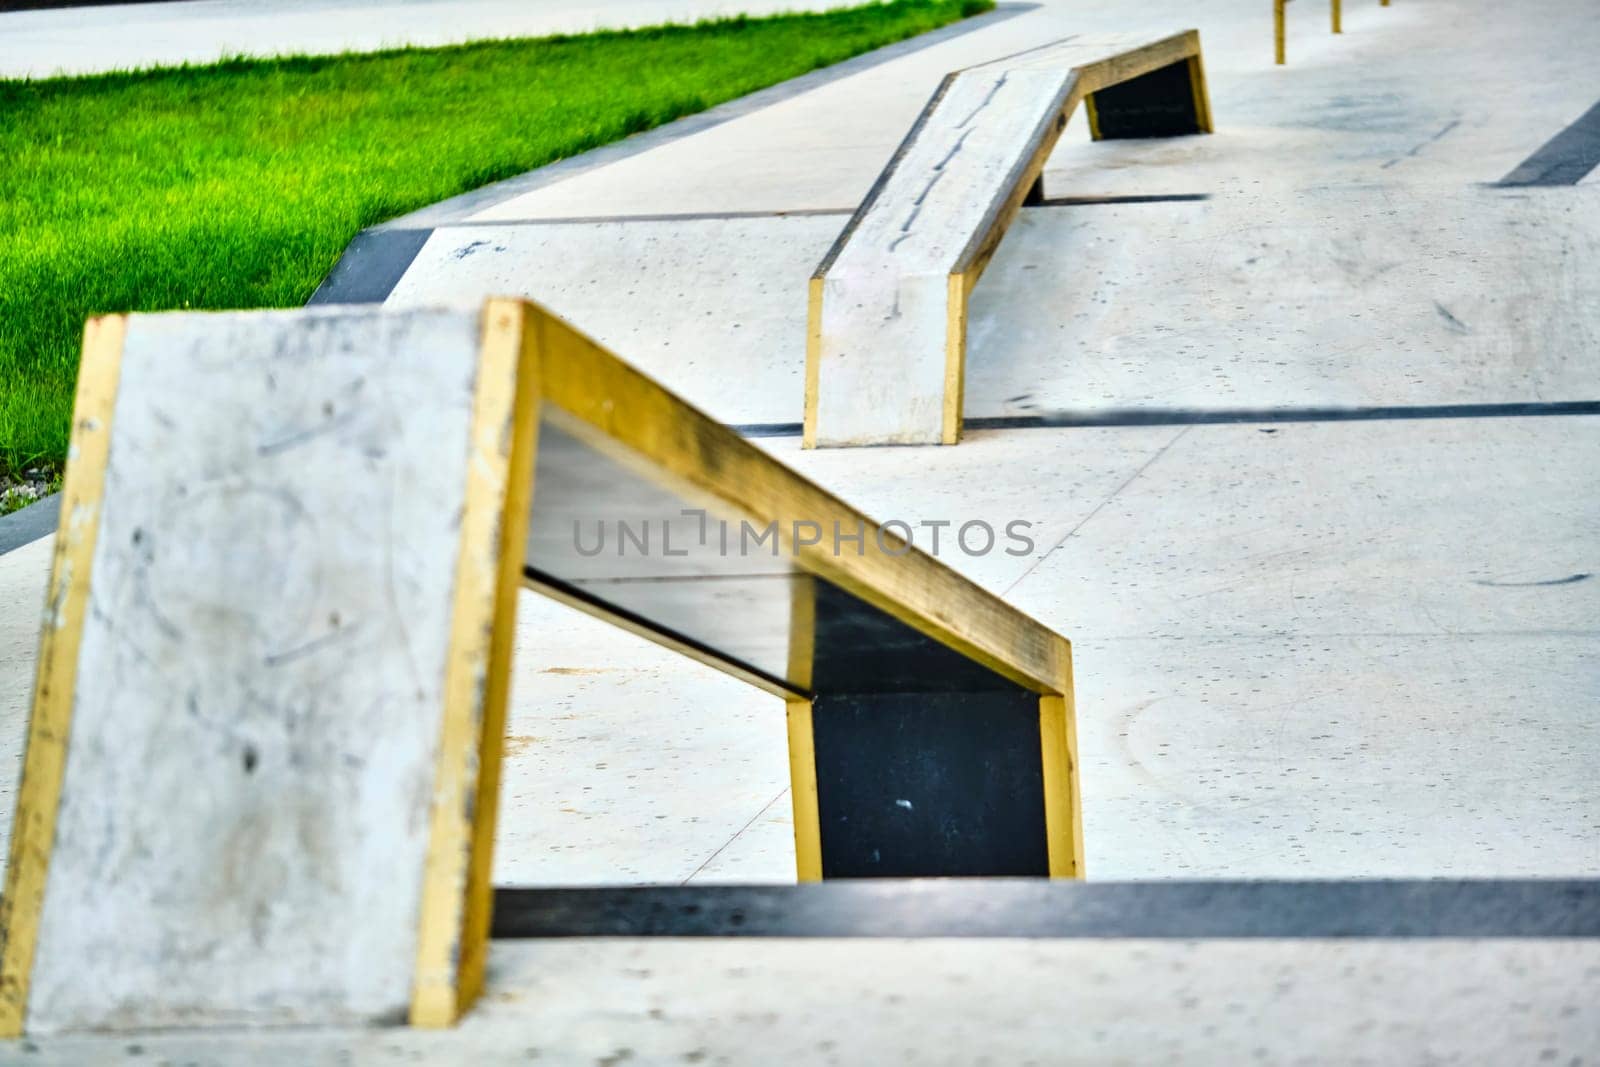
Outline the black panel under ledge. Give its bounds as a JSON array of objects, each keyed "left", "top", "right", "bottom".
[
  {"left": 1090, "top": 59, "right": 1204, "bottom": 139},
  {"left": 810, "top": 689, "right": 1049, "bottom": 877}
]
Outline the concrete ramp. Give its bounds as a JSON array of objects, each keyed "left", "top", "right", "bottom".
[{"left": 805, "top": 31, "right": 1211, "bottom": 446}]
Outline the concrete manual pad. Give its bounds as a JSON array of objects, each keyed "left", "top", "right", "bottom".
[{"left": 12, "top": 938, "right": 1600, "bottom": 1063}]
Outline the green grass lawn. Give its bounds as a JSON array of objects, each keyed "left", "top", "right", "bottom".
[{"left": 0, "top": 0, "right": 988, "bottom": 491}]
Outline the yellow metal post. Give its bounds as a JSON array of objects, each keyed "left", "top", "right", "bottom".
[
  {"left": 1332, "top": 0, "right": 1342, "bottom": 32},
  {"left": 1274, "top": 0, "right": 1287, "bottom": 64}
]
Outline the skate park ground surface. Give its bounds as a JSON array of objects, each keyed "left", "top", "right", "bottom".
[{"left": 0, "top": 0, "right": 1598, "bottom": 1060}]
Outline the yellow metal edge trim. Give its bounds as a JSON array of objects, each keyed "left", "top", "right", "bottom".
[
  {"left": 940, "top": 273, "right": 968, "bottom": 446},
  {"left": 1039, "top": 687, "right": 1084, "bottom": 879},
  {"left": 786, "top": 574, "right": 816, "bottom": 693},
  {"left": 786, "top": 700, "right": 823, "bottom": 882},
  {"left": 455, "top": 298, "right": 543, "bottom": 1015},
  {"left": 802, "top": 276, "right": 823, "bottom": 450},
  {"left": 410, "top": 299, "right": 537, "bottom": 1028},
  {"left": 0, "top": 314, "right": 127, "bottom": 1037},
  {"left": 1186, "top": 47, "right": 1215, "bottom": 135}
]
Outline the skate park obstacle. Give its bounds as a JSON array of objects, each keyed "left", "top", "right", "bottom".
[
  {"left": 0, "top": 298, "right": 1080, "bottom": 1036},
  {"left": 804, "top": 31, "right": 1213, "bottom": 448},
  {"left": 1278, "top": 1, "right": 1393, "bottom": 64}
]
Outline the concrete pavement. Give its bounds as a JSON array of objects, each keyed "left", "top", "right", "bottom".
[{"left": 0, "top": 0, "right": 859, "bottom": 79}]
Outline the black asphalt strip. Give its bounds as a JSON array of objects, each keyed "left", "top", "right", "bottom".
[
  {"left": 491, "top": 879, "right": 1600, "bottom": 939},
  {"left": 1498, "top": 97, "right": 1600, "bottom": 186}
]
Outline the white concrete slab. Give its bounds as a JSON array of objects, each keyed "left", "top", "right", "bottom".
[
  {"left": 1005, "top": 417, "right": 1600, "bottom": 878},
  {"left": 496, "top": 592, "right": 790, "bottom": 886},
  {"left": 969, "top": 185, "right": 1600, "bottom": 417},
  {"left": 761, "top": 417, "right": 1600, "bottom": 878},
  {"left": 1077, "top": 632, "right": 1600, "bottom": 878},
  {"left": 471, "top": 0, "right": 1600, "bottom": 221},
  {"left": 1039, "top": 0, "right": 1600, "bottom": 197},
  {"left": 0, "top": 0, "right": 858, "bottom": 80},
  {"left": 683, "top": 788, "right": 796, "bottom": 882},
  {"left": 9, "top": 938, "right": 1599, "bottom": 1063},
  {"left": 763, "top": 423, "right": 1180, "bottom": 595},
  {"left": 387, "top": 184, "right": 1600, "bottom": 429},
  {"left": 1007, "top": 417, "right": 1600, "bottom": 640},
  {"left": 385, "top": 215, "right": 841, "bottom": 427}
]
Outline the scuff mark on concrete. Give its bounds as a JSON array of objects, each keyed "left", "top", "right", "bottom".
[
  {"left": 1473, "top": 573, "right": 1590, "bottom": 588},
  {"left": 1433, "top": 301, "right": 1472, "bottom": 334}
]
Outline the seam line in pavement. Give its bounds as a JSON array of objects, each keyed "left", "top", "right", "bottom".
[
  {"left": 422, "top": 195, "right": 1212, "bottom": 229},
  {"left": 735, "top": 399, "right": 1600, "bottom": 437},
  {"left": 311, "top": 192, "right": 1216, "bottom": 304},
  {"left": 682, "top": 787, "right": 790, "bottom": 885},
  {"left": 1079, "top": 629, "right": 1600, "bottom": 643},
  {"left": 434, "top": 208, "right": 854, "bottom": 227},
  {"left": 1001, "top": 424, "right": 1190, "bottom": 598}
]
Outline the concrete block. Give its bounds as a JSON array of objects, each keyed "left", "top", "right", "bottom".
[{"left": 0, "top": 306, "right": 534, "bottom": 1033}]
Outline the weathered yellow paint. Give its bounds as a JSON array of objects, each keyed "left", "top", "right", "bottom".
[
  {"left": 802, "top": 275, "right": 824, "bottom": 450},
  {"left": 1187, "top": 51, "right": 1215, "bottom": 134},
  {"left": 0, "top": 315, "right": 127, "bottom": 1038},
  {"left": 786, "top": 700, "right": 824, "bottom": 882},
  {"left": 1275, "top": 0, "right": 1287, "bottom": 64},
  {"left": 1332, "top": 0, "right": 1343, "bottom": 33},
  {"left": 1039, "top": 688, "right": 1084, "bottom": 879},
  {"left": 409, "top": 299, "right": 540, "bottom": 1028},
  {"left": 786, "top": 575, "right": 817, "bottom": 693},
  {"left": 941, "top": 273, "right": 968, "bottom": 446},
  {"left": 457, "top": 299, "right": 544, "bottom": 1016}
]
